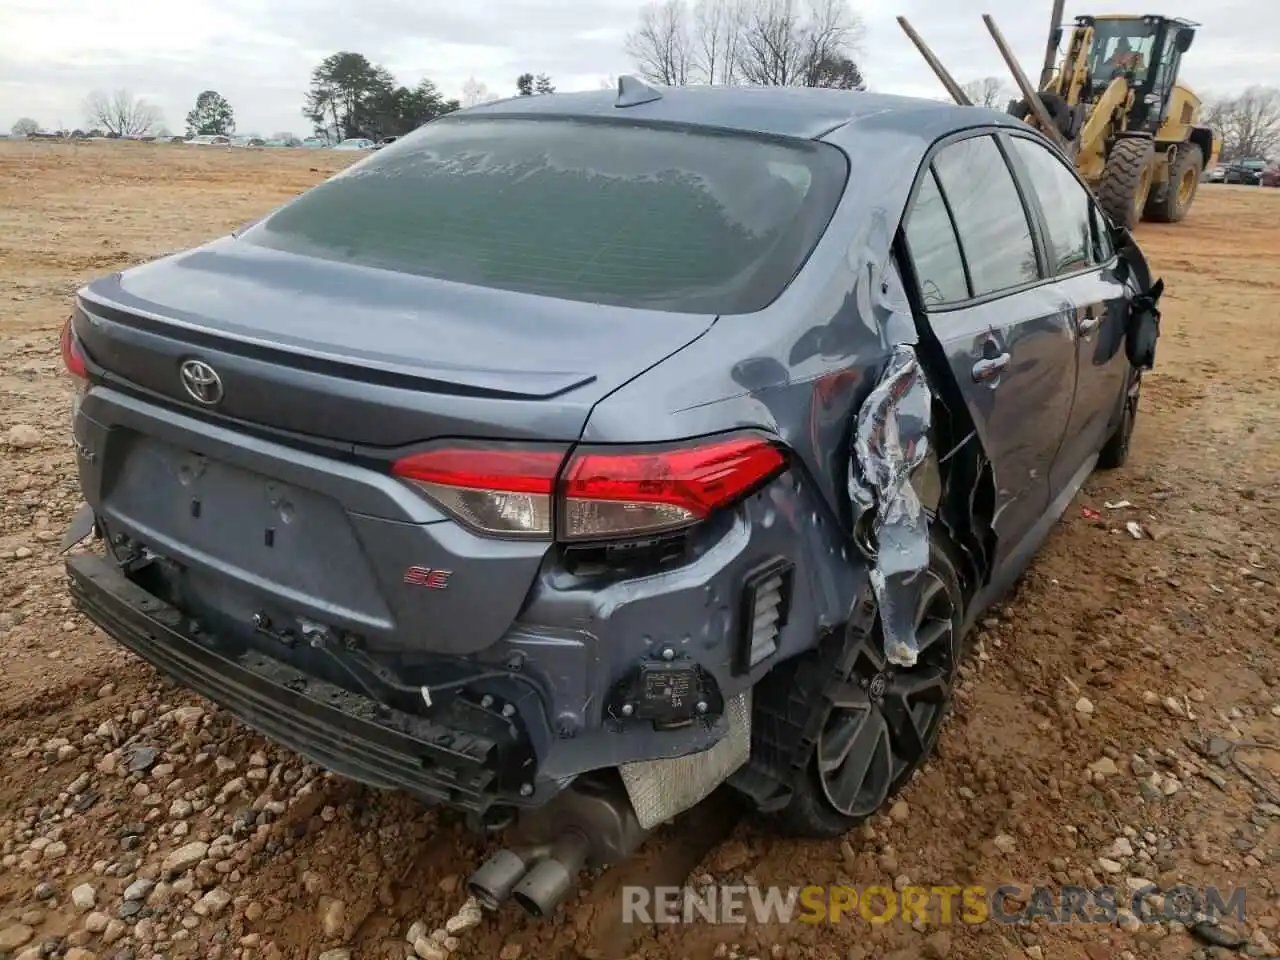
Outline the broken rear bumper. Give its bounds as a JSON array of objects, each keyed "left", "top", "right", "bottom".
[{"left": 66, "top": 552, "right": 536, "bottom": 817}]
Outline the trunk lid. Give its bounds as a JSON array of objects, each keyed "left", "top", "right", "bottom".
[
  {"left": 71, "top": 238, "right": 715, "bottom": 657},
  {"left": 75, "top": 236, "right": 717, "bottom": 446}
]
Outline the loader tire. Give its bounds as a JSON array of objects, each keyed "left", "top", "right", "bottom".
[
  {"left": 1097, "top": 137, "right": 1155, "bottom": 230},
  {"left": 1143, "top": 144, "right": 1203, "bottom": 223}
]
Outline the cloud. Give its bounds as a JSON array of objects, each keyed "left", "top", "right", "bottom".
[{"left": 1, "top": 0, "right": 1275, "bottom": 134}]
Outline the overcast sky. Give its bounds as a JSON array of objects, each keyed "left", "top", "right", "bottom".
[{"left": 2, "top": 0, "right": 1275, "bottom": 135}]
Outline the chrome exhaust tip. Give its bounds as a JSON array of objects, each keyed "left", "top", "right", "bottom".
[{"left": 466, "top": 848, "right": 536, "bottom": 910}]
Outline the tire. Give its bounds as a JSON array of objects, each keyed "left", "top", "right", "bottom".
[
  {"left": 1097, "top": 368, "right": 1141, "bottom": 470},
  {"left": 776, "top": 531, "right": 965, "bottom": 839},
  {"left": 1144, "top": 144, "right": 1203, "bottom": 223},
  {"left": 1097, "top": 137, "right": 1155, "bottom": 230}
]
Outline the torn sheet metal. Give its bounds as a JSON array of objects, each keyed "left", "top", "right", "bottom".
[{"left": 847, "top": 342, "right": 933, "bottom": 668}]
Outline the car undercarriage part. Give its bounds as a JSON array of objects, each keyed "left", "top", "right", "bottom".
[
  {"left": 467, "top": 773, "right": 649, "bottom": 917},
  {"left": 618, "top": 688, "right": 752, "bottom": 829}
]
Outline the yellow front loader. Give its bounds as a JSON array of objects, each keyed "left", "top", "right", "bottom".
[{"left": 898, "top": 4, "right": 1221, "bottom": 229}]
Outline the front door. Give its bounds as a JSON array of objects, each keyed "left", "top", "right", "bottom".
[{"left": 1004, "top": 133, "right": 1134, "bottom": 495}]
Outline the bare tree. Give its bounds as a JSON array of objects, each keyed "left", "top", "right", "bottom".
[
  {"left": 10, "top": 118, "right": 40, "bottom": 136},
  {"left": 626, "top": 0, "right": 693, "bottom": 86},
  {"left": 627, "top": 0, "right": 864, "bottom": 89},
  {"left": 798, "top": 0, "right": 865, "bottom": 86},
  {"left": 460, "top": 77, "right": 496, "bottom": 108},
  {"left": 1205, "top": 86, "right": 1280, "bottom": 161},
  {"left": 962, "top": 77, "right": 1012, "bottom": 109},
  {"left": 83, "top": 89, "right": 162, "bottom": 137},
  {"left": 691, "top": 0, "right": 746, "bottom": 85},
  {"left": 736, "top": 0, "right": 802, "bottom": 86},
  {"left": 731, "top": 0, "right": 864, "bottom": 88}
]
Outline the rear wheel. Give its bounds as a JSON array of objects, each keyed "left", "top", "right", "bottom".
[
  {"left": 1097, "top": 368, "right": 1141, "bottom": 470},
  {"left": 1097, "top": 137, "right": 1155, "bottom": 230},
  {"left": 777, "top": 533, "right": 964, "bottom": 838},
  {"left": 1144, "top": 144, "right": 1203, "bottom": 223}
]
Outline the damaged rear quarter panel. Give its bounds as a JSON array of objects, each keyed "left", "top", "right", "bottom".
[{"left": 580, "top": 110, "right": 1002, "bottom": 668}]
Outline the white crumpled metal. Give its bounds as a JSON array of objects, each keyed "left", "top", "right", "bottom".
[{"left": 847, "top": 340, "right": 933, "bottom": 668}]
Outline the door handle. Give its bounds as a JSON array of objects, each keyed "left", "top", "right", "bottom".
[
  {"left": 972, "top": 353, "right": 1011, "bottom": 383},
  {"left": 1078, "top": 313, "right": 1101, "bottom": 337}
]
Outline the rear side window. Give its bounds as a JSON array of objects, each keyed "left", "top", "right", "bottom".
[
  {"left": 1009, "top": 136, "right": 1095, "bottom": 274},
  {"left": 932, "top": 135, "right": 1040, "bottom": 296},
  {"left": 241, "top": 117, "right": 848, "bottom": 315},
  {"left": 904, "top": 168, "right": 970, "bottom": 306}
]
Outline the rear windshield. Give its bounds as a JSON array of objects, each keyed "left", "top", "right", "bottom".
[{"left": 240, "top": 116, "right": 848, "bottom": 314}]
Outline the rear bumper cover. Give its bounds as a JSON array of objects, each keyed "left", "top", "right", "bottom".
[{"left": 66, "top": 552, "right": 532, "bottom": 815}]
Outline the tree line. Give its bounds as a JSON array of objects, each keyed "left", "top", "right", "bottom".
[
  {"left": 5, "top": 64, "right": 558, "bottom": 144},
  {"left": 7, "top": 20, "right": 1279, "bottom": 162}
]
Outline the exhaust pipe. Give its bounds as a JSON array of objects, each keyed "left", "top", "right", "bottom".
[
  {"left": 467, "top": 774, "right": 650, "bottom": 917},
  {"left": 467, "top": 847, "right": 540, "bottom": 910},
  {"left": 510, "top": 830, "right": 592, "bottom": 918}
]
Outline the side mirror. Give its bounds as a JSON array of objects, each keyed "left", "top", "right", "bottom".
[
  {"left": 1113, "top": 251, "right": 1130, "bottom": 285},
  {"left": 1110, "top": 223, "right": 1138, "bottom": 283},
  {"left": 1176, "top": 31, "right": 1193, "bottom": 53}
]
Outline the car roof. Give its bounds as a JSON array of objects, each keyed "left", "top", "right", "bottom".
[{"left": 457, "top": 84, "right": 1021, "bottom": 142}]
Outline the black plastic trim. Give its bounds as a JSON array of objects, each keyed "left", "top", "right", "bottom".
[
  {"left": 65, "top": 553, "right": 532, "bottom": 814},
  {"left": 733, "top": 556, "right": 795, "bottom": 676}
]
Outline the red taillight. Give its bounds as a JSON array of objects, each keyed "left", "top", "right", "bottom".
[
  {"left": 61, "top": 316, "right": 88, "bottom": 383},
  {"left": 392, "top": 446, "right": 563, "bottom": 538},
  {"left": 560, "top": 437, "right": 786, "bottom": 540},
  {"left": 391, "top": 435, "right": 786, "bottom": 541}
]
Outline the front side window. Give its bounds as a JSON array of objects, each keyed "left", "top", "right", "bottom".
[
  {"left": 240, "top": 117, "right": 849, "bottom": 315},
  {"left": 1091, "top": 203, "right": 1115, "bottom": 262},
  {"left": 1010, "top": 136, "right": 1095, "bottom": 275},
  {"left": 932, "top": 135, "right": 1040, "bottom": 297}
]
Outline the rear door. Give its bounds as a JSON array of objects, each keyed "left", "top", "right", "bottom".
[
  {"left": 1004, "top": 132, "right": 1132, "bottom": 493},
  {"left": 902, "top": 131, "right": 1079, "bottom": 570}
]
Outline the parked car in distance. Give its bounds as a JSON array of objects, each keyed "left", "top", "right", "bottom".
[
  {"left": 1224, "top": 157, "right": 1267, "bottom": 185},
  {"left": 1260, "top": 163, "right": 1280, "bottom": 188},
  {"left": 1204, "top": 163, "right": 1226, "bottom": 183},
  {"left": 61, "top": 81, "right": 1164, "bottom": 920},
  {"left": 187, "top": 134, "right": 231, "bottom": 146},
  {"left": 373, "top": 136, "right": 399, "bottom": 150},
  {"left": 332, "top": 137, "right": 375, "bottom": 151},
  {"left": 301, "top": 137, "right": 329, "bottom": 149},
  {"left": 232, "top": 137, "right": 266, "bottom": 148}
]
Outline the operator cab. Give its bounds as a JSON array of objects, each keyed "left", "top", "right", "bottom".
[{"left": 1078, "top": 15, "right": 1198, "bottom": 131}]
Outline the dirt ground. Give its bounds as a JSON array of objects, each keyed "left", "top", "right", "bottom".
[{"left": 1, "top": 140, "right": 1277, "bottom": 960}]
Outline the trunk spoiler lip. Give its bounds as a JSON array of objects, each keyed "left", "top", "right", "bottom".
[{"left": 73, "top": 289, "right": 599, "bottom": 402}]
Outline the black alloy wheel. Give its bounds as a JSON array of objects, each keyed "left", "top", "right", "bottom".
[
  {"left": 814, "top": 567, "right": 958, "bottom": 819},
  {"left": 1098, "top": 369, "right": 1142, "bottom": 470}
]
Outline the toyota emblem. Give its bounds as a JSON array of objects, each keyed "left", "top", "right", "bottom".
[{"left": 179, "top": 359, "right": 224, "bottom": 406}]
